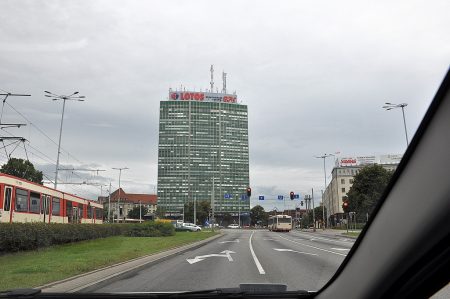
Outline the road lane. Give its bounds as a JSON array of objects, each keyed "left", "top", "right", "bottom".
[{"left": 88, "top": 229, "right": 355, "bottom": 293}]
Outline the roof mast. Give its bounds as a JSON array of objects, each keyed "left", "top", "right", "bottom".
[{"left": 210, "top": 65, "right": 214, "bottom": 92}]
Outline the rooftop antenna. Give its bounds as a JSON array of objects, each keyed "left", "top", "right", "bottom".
[
  {"left": 210, "top": 65, "right": 214, "bottom": 93},
  {"left": 222, "top": 71, "right": 227, "bottom": 94}
]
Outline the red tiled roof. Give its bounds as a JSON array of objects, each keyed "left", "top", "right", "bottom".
[{"left": 103, "top": 188, "right": 157, "bottom": 205}]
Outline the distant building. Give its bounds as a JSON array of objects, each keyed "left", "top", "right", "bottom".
[
  {"left": 324, "top": 154, "right": 402, "bottom": 226},
  {"left": 157, "top": 89, "right": 250, "bottom": 222},
  {"left": 98, "top": 188, "right": 157, "bottom": 222}
]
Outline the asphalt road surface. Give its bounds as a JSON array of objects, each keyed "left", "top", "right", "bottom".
[{"left": 90, "top": 229, "right": 355, "bottom": 293}]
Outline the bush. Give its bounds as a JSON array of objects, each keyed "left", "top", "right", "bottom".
[
  {"left": 125, "top": 221, "right": 175, "bottom": 237},
  {"left": 0, "top": 222, "right": 174, "bottom": 254}
]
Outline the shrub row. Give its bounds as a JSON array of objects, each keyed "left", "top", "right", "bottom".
[{"left": 0, "top": 221, "right": 175, "bottom": 253}]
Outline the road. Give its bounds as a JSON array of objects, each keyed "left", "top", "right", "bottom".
[{"left": 88, "top": 229, "right": 355, "bottom": 293}]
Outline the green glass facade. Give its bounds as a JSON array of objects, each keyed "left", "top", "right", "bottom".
[{"left": 157, "top": 99, "right": 249, "bottom": 216}]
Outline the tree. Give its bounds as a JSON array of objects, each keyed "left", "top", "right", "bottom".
[
  {"left": 184, "top": 200, "right": 211, "bottom": 225},
  {"left": 346, "top": 164, "right": 393, "bottom": 222},
  {"left": 301, "top": 206, "right": 327, "bottom": 228},
  {"left": 1, "top": 158, "right": 43, "bottom": 184},
  {"left": 127, "top": 206, "right": 148, "bottom": 219},
  {"left": 250, "top": 205, "right": 268, "bottom": 226}
]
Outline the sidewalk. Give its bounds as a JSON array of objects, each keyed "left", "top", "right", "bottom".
[{"left": 39, "top": 233, "right": 223, "bottom": 293}]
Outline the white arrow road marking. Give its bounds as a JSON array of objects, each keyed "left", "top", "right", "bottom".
[
  {"left": 186, "top": 250, "right": 235, "bottom": 264},
  {"left": 331, "top": 248, "right": 350, "bottom": 251},
  {"left": 219, "top": 239, "right": 240, "bottom": 243},
  {"left": 273, "top": 248, "right": 318, "bottom": 256}
]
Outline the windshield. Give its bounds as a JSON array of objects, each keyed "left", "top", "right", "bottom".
[{"left": 0, "top": 0, "right": 448, "bottom": 295}]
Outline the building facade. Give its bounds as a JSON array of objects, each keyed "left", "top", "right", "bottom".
[
  {"left": 157, "top": 90, "right": 250, "bottom": 219},
  {"left": 324, "top": 154, "right": 402, "bottom": 226},
  {"left": 99, "top": 188, "right": 157, "bottom": 222}
]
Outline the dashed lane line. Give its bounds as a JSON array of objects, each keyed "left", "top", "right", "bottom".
[{"left": 277, "top": 234, "right": 347, "bottom": 257}]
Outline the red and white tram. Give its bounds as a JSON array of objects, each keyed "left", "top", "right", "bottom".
[{"left": 0, "top": 173, "right": 103, "bottom": 224}]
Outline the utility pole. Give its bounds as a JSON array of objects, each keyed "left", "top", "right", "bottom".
[
  {"left": 321, "top": 190, "right": 325, "bottom": 230},
  {"left": 139, "top": 200, "right": 142, "bottom": 223},
  {"left": 383, "top": 102, "right": 409, "bottom": 147},
  {"left": 211, "top": 177, "right": 215, "bottom": 232},
  {"left": 312, "top": 188, "right": 316, "bottom": 232},
  {"left": 45, "top": 91, "right": 85, "bottom": 189},
  {"left": 0, "top": 91, "right": 29, "bottom": 159},
  {"left": 108, "top": 181, "right": 111, "bottom": 222},
  {"left": 237, "top": 194, "right": 241, "bottom": 228},
  {"left": 315, "top": 153, "right": 334, "bottom": 228},
  {"left": 112, "top": 167, "right": 129, "bottom": 223}
]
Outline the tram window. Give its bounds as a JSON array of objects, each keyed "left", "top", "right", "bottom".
[
  {"left": 52, "top": 198, "right": 60, "bottom": 216},
  {"left": 15, "top": 188, "right": 28, "bottom": 212},
  {"left": 4, "top": 188, "right": 11, "bottom": 211},
  {"left": 66, "top": 201, "right": 72, "bottom": 216},
  {"left": 30, "top": 192, "right": 40, "bottom": 213},
  {"left": 95, "top": 208, "right": 103, "bottom": 219}
]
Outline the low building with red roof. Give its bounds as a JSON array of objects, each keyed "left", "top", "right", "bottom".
[{"left": 98, "top": 188, "right": 157, "bottom": 222}]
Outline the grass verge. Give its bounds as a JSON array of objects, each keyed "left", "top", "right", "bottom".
[
  {"left": 342, "top": 231, "right": 361, "bottom": 237},
  {"left": 0, "top": 231, "right": 217, "bottom": 291}
]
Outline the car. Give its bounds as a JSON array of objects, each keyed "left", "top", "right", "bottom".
[
  {"left": 180, "top": 223, "right": 201, "bottom": 232},
  {"left": 227, "top": 224, "right": 240, "bottom": 229}
]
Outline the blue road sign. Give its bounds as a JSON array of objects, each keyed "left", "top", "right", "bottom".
[
  {"left": 224, "top": 193, "right": 230, "bottom": 199},
  {"left": 294, "top": 194, "right": 300, "bottom": 199},
  {"left": 278, "top": 195, "right": 284, "bottom": 200},
  {"left": 259, "top": 196, "right": 264, "bottom": 200}
]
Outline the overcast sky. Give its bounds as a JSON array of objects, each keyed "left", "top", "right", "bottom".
[{"left": 0, "top": 0, "right": 448, "bottom": 210}]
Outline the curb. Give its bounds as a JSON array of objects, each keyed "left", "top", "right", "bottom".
[{"left": 39, "top": 232, "right": 223, "bottom": 293}]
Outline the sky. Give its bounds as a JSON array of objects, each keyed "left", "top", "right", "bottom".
[{"left": 0, "top": 0, "right": 449, "bottom": 211}]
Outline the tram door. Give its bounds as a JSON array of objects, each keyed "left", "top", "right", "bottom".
[
  {"left": 42, "top": 195, "right": 51, "bottom": 223},
  {"left": 72, "top": 207, "right": 80, "bottom": 223},
  {"left": 2, "top": 186, "right": 13, "bottom": 223}
]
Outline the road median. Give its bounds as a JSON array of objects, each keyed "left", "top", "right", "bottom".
[
  {"left": 1, "top": 231, "right": 222, "bottom": 292},
  {"left": 41, "top": 231, "right": 223, "bottom": 293}
]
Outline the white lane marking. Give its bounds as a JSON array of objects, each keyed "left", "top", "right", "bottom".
[
  {"left": 277, "top": 234, "right": 347, "bottom": 257},
  {"left": 291, "top": 232, "right": 354, "bottom": 244},
  {"left": 219, "top": 239, "right": 240, "bottom": 243},
  {"left": 273, "top": 248, "right": 318, "bottom": 256},
  {"left": 249, "top": 231, "right": 266, "bottom": 274},
  {"left": 186, "top": 250, "right": 235, "bottom": 264},
  {"left": 263, "top": 238, "right": 275, "bottom": 241},
  {"left": 331, "top": 248, "right": 350, "bottom": 251}
]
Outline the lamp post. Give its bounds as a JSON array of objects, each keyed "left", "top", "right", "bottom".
[
  {"left": 315, "top": 153, "right": 335, "bottom": 229},
  {"left": 383, "top": 102, "right": 409, "bottom": 147},
  {"left": 112, "top": 167, "right": 129, "bottom": 222},
  {"left": 45, "top": 91, "right": 85, "bottom": 189}
]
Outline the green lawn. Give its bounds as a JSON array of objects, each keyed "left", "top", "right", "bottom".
[
  {"left": 0, "top": 231, "right": 217, "bottom": 291},
  {"left": 342, "top": 231, "right": 361, "bottom": 237}
]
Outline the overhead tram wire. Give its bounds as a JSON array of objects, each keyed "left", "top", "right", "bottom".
[
  {"left": 1, "top": 100, "right": 116, "bottom": 196},
  {"left": 4, "top": 101, "right": 84, "bottom": 165}
]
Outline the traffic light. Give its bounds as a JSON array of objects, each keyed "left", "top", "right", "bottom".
[
  {"left": 290, "top": 191, "right": 294, "bottom": 200},
  {"left": 342, "top": 200, "right": 349, "bottom": 212},
  {"left": 301, "top": 201, "right": 303, "bottom": 206},
  {"left": 246, "top": 187, "right": 251, "bottom": 197}
]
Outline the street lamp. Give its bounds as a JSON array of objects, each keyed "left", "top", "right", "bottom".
[
  {"left": 383, "top": 102, "right": 409, "bottom": 147},
  {"left": 112, "top": 167, "right": 129, "bottom": 222},
  {"left": 45, "top": 90, "right": 85, "bottom": 189},
  {"left": 315, "top": 153, "right": 335, "bottom": 228}
]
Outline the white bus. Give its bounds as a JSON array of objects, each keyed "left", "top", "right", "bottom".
[{"left": 268, "top": 215, "right": 292, "bottom": 232}]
